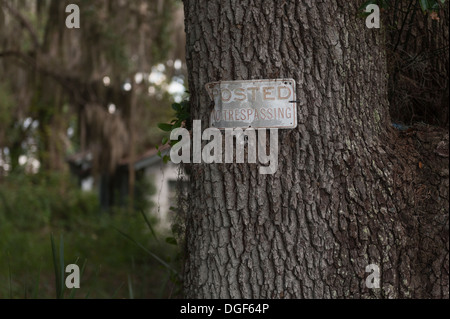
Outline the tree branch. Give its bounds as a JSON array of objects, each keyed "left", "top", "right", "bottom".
[
  {"left": 1, "top": 0, "right": 40, "bottom": 49},
  {"left": 0, "top": 49, "right": 87, "bottom": 105},
  {"left": 0, "top": 50, "right": 34, "bottom": 62}
]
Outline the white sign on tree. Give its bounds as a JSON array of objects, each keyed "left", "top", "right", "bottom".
[{"left": 206, "top": 79, "right": 297, "bottom": 129}]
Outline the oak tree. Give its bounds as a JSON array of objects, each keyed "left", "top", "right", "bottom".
[{"left": 182, "top": 0, "right": 449, "bottom": 299}]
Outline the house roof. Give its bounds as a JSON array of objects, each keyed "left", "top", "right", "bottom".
[
  {"left": 67, "top": 144, "right": 171, "bottom": 173},
  {"left": 120, "top": 145, "right": 170, "bottom": 170}
]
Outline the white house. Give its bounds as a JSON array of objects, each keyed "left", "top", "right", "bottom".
[{"left": 67, "top": 147, "right": 185, "bottom": 229}]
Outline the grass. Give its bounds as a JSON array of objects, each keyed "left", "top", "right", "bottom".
[{"left": 0, "top": 172, "right": 182, "bottom": 299}]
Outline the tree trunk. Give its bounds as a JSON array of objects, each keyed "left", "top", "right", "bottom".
[{"left": 182, "top": 0, "right": 449, "bottom": 299}]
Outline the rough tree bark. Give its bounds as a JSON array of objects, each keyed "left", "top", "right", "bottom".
[
  {"left": 182, "top": 0, "right": 449, "bottom": 298},
  {"left": 386, "top": 1, "right": 449, "bottom": 126}
]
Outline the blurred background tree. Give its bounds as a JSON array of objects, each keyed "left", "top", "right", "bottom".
[
  {"left": 0, "top": 0, "right": 186, "bottom": 184},
  {"left": 0, "top": 0, "right": 186, "bottom": 298}
]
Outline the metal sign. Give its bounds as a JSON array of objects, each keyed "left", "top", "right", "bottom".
[{"left": 206, "top": 79, "right": 297, "bottom": 129}]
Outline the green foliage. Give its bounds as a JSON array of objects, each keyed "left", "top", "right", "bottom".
[
  {"left": 50, "top": 234, "right": 65, "bottom": 299},
  {"left": 81, "top": 3, "right": 130, "bottom": 72},
  {"left": 133, "top": 174, "right": 156, "bottom": 214},
  {"left": 157, "top": 100, "right": 190, "bottom": 135},
  {"left": 0, "top": 172, "right": 181, "bottom": 298},
  {"left": 157, "top": 99, "right": 190, "bottom": 163},
  {"left": 0, "top": 172, "right": 97, "bottom": 230},
  {"left": 0, "top": 83, "right": 14, "bottom": 128},
  {"left": 151, "top": 0, "right": 176, "bottom": 65},
  {"left": 418, "top": 0, "right": 446, "bottom": 12},
  {"left": 165, "top": 237, "right": 178, "bottom": 246},
  {"left": 114, "top": 206, "right": 183, "bottom": 295}
]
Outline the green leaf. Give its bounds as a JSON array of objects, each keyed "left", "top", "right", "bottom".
[
  {"left": 358, "top": 0, "right": 377, "bottom": 11},
  {"left": 431, "top": 1, "right": 440, "bottom": 10},
  {"left": 177, "top": 112, "right": 189, "bottom": 121},
  {"left": 165, "top": 237, "right": 178, "bottom": 246},
  {"left": 111, "top": 282, "right": 125, "bottom": 299},
  {"left": 114, "top": 227, "right": 179, "bottom": 275},
  {"left": 127, "top": 274, "right": 134, "bottom": 299},
  {"left": 181, "top": 100, "right": 190, "bottom": 108},
  {"left": 172, "top": 103, "right": 181, "bottom": 111},
  {"left": 173, "top": 119, "right": 183, "bottom": 129},
  {"left": 158, "top": 123, "right": 173, "bottom": 132},
  {"left": 163, "top": 155, "right": 170, "bottom": 164},
  {"left": 59, "top": 235, "right": 65, "bottom": 298},
  {"left": 7, "top": 252, "right": 12, "bottom": 299},
  {"left": 420, "top": 0, "right": 430, "bottom": 11},
  {"left": 32, "top": 262, "right": 42, "bottom": 299},
  {"left": 140, "top": 210, "right": 158, "bottom": 241},
  {"left": 84, "top": 266, "right": 101, "bottom": 299},
  {"left": 162, "top": 136, "right": 169, "bottom": 145},
  {"left": 50, "top": 234, "right": 62, "bottom": 299}
]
